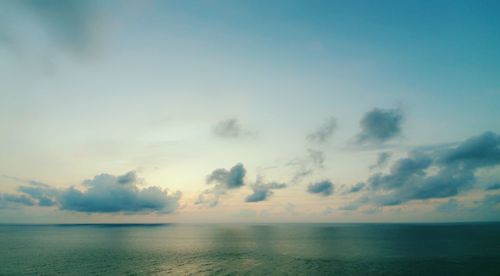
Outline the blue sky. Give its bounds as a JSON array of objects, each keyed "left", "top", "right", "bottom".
[{"left": 0, "top": 0, "right": 499, "bottom": 223}]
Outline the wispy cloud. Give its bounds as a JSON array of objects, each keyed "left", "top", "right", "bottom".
[{"left": 307, "top": 117, "right": 337, "bottom": 144}]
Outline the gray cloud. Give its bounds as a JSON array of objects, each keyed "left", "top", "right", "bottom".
[
  {"left": 196, "top": 163, "right": 247, "bottom": 207},
  {"left": 357, "top": 108, "right": 403, "bottom": 144},
  {"left": 1, "top": 171, "right": 181, "bottom": 214},
  {"left": 307, "top": 117, "right": 337, "bottom": 144},
  {"left": 58, "top": 172, "right": 181, "bottom": 213},
  {"left": 307, "top": 180, "right": 334, "bottom": 196},
  {"left": 344, "top": 131, "right": 500, "bottom": 210},
  {"left": 439, "top": 131, "right": 500, "bottom": 169},
  {"left": 245, "top": 181, "right": 286, "bottom": 203},
  {"left": 213, "top": 119, "right": 253, "bottom": 138},
  {"left": 18, "top": 186, "right": 58, "bottom": 207},
  {"left": 206, "top": 163, "right": 246, "bottom": 189},
  {"left": 0, "top": 194, "right": 35, "bottom": 208}
]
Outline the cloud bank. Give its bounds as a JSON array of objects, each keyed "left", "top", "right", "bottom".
[{"left": 0, "top": 171, "right": 181, "bottom": 214}]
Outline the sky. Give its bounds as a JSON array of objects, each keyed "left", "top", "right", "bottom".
[{"left": 0, "top": 0, "right": 499, "bottom": 223}]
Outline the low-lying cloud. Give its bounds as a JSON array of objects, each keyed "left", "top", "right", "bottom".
[{"left": 0, "top": 171, "right": 181, "bottom": 214}]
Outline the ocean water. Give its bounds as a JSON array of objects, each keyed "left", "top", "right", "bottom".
[{"left": 1, "top": 223, "right": 499, "bottom": 275}]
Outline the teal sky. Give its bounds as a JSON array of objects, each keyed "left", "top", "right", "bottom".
[{"left": 0, "top": 0, "right": 499, "bottom": 223}]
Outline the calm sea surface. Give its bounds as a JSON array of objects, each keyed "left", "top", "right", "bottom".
[{"left": 1, "top": 223, "right": 499, "bottom": 275}]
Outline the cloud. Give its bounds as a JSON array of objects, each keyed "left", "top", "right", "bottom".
[
  {"left": 439, "top": 131, "right": 500, "bottom": 169},
  {"left": 0, "top": 194, "right": 35, "bottom": 208},
  {"left": 344, "top": 131, "right": 500, "bottom": 210},
  {"left": 18, "top": 186, "right": 58, "bottom": 207},
  {"left": 196, "top": 163, "right": 247, "bottom": 207},
  {"left": 307, "top": 180, "right": 334, "bottom": 196},
  {"left": 357, "top": 108, "right": 403, "bottom": 144},
  {"left": 58, "top": 172, "right": 181, "bottom": 213},
  {"left": 307, "top": 117, "right": 337, "bottom": 144},
  {"left": 213, "top": 119, "right": 253, "bottom": 138},
  {"left": 370, "top": 152, "right": 391, "bottom": 170},
  {"left": 245, "top": 180, "right": 286, "bottom": 203},
  {"left": 206, "top": 163, "right": 246, "bottom": 189},
  {"left": 486, "top": 183, "right": 500, "bottom": 191},
  {"left": 1, "top": 171, "right": 181, "bottom": 214}
]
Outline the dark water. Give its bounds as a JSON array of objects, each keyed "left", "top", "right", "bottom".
[{"left": 1, "top": 223, "right": 499, "bottom": 275}]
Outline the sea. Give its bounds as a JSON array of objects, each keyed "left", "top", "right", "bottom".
[{"left": 1, "top": 223, "right": 499, "bottom": 275}]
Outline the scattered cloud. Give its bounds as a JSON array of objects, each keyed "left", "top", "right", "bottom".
[
  {"left": 343, "top": 131, "right": 500, "bottom": 210},
  {"left": 307, "top": 180, "right": 334, "bottom": 196},
  {"left": 307, "top": 117, "right": 337, "bottom": 144},
  {"left": 357, "top": 108, "right": 403, "bottom": 144},
  {"left": 196, "top": 163, "right": 247, "bottom": 207}
]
